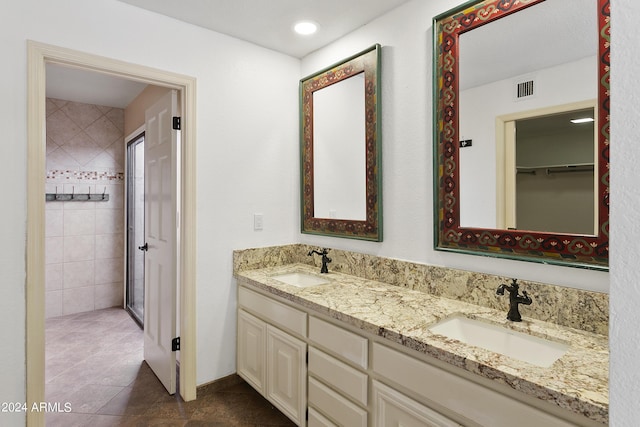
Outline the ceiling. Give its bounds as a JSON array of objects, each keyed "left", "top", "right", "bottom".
[
  {"left": 47, "top": 0, "right": 596, "bottom": 109},
  {"left": 46, "top": 0, "right": 410, "bottom": 108},
  {"left": 518, "top": 108, "right": 595, "bottom": 136},
  {"left": 116, "top": 0, "right": 411, "bottom": 59},
  {"left": 46, "top": 64, "right": 148, "bottom": 108}
]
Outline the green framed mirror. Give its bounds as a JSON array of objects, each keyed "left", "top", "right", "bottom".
[{"left": 300, "top": 44, "right": 382, "bottom": 241}]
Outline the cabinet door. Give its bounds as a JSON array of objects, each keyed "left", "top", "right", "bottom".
[
  {"left": 372, "top": 380, "right": 461, "bottom": 427},
  {"left": 267, "top": 325, "right": 307, "bottom": 426},
  {"left": 237, "top": 310, "right": 266, "bottom": 395}
]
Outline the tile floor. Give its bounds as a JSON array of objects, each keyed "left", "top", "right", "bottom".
[{"left": 45, "top": 307, "right": 295, "bottom": 426}]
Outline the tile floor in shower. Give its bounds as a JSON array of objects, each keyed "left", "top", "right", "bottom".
[{"left": 45, "top": 307, "right": 295, "bottom": 426}]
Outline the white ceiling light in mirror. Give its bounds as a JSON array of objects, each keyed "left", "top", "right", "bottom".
[{"left": 571, "top": 117, "right": 595, "bottom": 124}]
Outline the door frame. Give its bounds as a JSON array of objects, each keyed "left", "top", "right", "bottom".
[{"left": 26, "top": 40, "right": 197, "bottom": 426}]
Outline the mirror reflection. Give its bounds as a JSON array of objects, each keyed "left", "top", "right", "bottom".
[
  {"left": 433, "top": 0, "right": 610, "bottom": 268},
  {"left": 458, "top": 0, "right": 597, "bottom": 231},
  {"left": 313, "top": 73, "right": 366, "bottom": 221}
]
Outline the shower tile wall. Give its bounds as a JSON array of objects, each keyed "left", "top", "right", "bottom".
[{"left": 45, "top": 98, "right": 125, "bottom": 318}]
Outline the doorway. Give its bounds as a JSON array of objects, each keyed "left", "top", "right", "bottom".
[
  {"left": 27, "top": 41, "right": 197, "bottom": 427},
  {"left": 495, "top": 99, "right": 598, "bottom": 232},
  {"left": 126, "top": 133, "right": 145, "bottom": 325}
]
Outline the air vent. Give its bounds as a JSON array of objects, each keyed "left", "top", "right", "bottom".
[{"left": 516, "top": 80, "right": 535, "bottom": 99}]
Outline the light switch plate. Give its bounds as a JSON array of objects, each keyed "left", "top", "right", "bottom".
[{"left": 254, "top": 213, "right": 263, "bottom": 230}]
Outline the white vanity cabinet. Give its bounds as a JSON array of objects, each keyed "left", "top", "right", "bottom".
[
  {"left": 237, "top": 286, "right": 307, "bottom": 426},
  {"left": 237, "top": 280, "right": 603, "bottom": 427}
]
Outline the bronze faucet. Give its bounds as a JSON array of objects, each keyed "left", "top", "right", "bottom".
[
  {"left": 308, "top": 248, "right": 331, "bottom": 273},
  {"left": 496, "top": 279, "right": 532, "bottom": 322}
]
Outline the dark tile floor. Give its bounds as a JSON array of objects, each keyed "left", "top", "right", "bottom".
[{"left": 45, "top": 307, "right": 295, "bottom": 426}]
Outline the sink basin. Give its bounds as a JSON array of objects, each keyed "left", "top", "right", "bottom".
[
  {"left": 428, "top": 315, "right": 568, "bottom": 368},
  {"left": 271, "top": 272, "right": 331, "bottom": 288}
]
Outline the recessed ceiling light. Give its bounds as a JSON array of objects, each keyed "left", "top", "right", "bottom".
[
  {"left": 294, "top": 21, "right": 318, "bottom": 35},
  {"left": 570, "top": 117, "right": 595, "bottom": 124}
]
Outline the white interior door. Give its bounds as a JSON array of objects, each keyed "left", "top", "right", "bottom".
[{"left": 143, "top": 89, "right": 178, "bottom": 394}]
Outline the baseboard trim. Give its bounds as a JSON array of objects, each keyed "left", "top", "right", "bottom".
[{"left": 196, "top": 374, "right": 245, "bottom": 396}]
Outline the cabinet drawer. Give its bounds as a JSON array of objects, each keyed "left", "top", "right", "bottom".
[
  {"left": 309, "top": 316, "right": 368, "bottom": 369},
  {"left": 308, "top": 407, "right": 337, "bottom": 427},
  {"left": 372, "top": 380, "right": 461, "bottom": 427},
  {"left": 239, "top": 286, "right": 307, "bottom": 337},
  {"left": 308, "top": 347, "right": 367, "bottom": 406},
  {"left": 308, "top": 377, "right": 367, "bottom": 427},
  {"left": 372, "top": 343, "right": 576, "bottom": 427}
]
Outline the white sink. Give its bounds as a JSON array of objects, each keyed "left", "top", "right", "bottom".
[
  {"left": 428, "top": 315, "right": 568, "bottom": 368},
  {"left": 271, "top": 272, "right": 331, "bottom": 288}
]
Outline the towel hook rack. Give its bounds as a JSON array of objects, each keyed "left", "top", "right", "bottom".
[{"left": 45, "top": 186, "right": 110, "bottom": 202}]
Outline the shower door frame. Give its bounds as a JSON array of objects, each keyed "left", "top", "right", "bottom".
[{"left": 126, "top": 132, "right": 146, "bottom": 326}]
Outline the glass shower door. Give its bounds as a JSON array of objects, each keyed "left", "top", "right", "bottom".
[{"left": 126, "top": 134, "right": 145, "bottom": 325}]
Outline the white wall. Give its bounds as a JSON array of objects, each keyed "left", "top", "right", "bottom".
[
  {"left": 1, "top": 0, "right": 299, "bottom": 422},
  {"left": 610, "top": 0, "right": 640, "bottom": 424},
  {"left": 300, "top": 0, "right": 608, "bottom": 293}
]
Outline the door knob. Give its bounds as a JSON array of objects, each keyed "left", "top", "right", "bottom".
[{"left": 138, "top": 243, "right": 148, "bottom": 251}]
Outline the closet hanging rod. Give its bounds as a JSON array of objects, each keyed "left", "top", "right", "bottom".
[
  {"left": 516, "top": 165, "right": 594, "bottom": 175},
  {"left": 546, "top": 165, "right": 594, "bottom": 175}
]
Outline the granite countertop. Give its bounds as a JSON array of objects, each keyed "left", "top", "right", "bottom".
[{"left": 236, "top": 263, "right": 609, "bottom": 424}]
